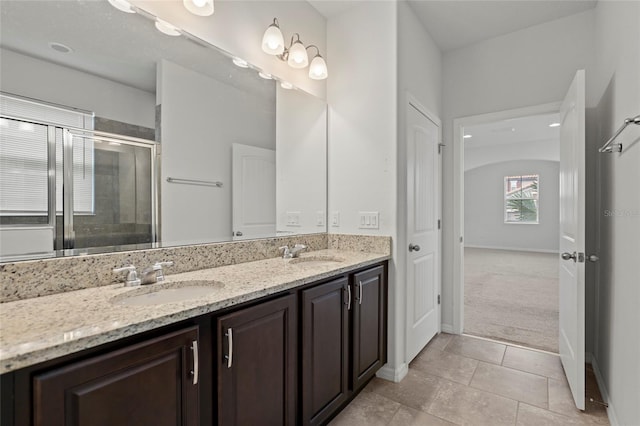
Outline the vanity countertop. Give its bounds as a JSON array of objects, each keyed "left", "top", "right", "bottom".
[{"left": 0, "top": 249, "right": 389, "bottom": 374}]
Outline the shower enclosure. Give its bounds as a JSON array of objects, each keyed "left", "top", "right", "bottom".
[{"left": 0, "top": 94, "right": 157, "bottom": 260}]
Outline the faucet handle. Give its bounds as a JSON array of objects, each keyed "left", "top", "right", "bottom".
[
  {"left": 279, "top": 245, "right": 292, "bottom": 259},
  {"left": 153, "top": 261, "right": 174, "bottom": 282},
  {"left": 113, "top": 265, "right": 141, "bottom": 287}
]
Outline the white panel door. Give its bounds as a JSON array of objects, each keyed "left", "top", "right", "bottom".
[
  {"left": 232, "top": 143, "right": 276, "bottom": 241},
  {"left": 406, "top": 104, "right": 441, "bottom": 362},
  {"left": 558, "top": 70, "right": 586, "bottom": 410}
]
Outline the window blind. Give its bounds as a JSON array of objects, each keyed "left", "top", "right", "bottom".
[{"left": 0, "top": 94, "right": 95, "bottom": 215}]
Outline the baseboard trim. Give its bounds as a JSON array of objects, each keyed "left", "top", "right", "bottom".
[
  {"left": 464, "top": 244, "right": 559, "bottom": 254},
  {"left": 376, "top": 363, "right": 408, "bottom": 383},
  {"left": 591, "top": 356, "right": 620, "bottom": 426},
  {"left": 441, "top": 323, "right": 455, "bottom": 334}
]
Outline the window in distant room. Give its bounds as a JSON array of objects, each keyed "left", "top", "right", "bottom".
[{"left": 504, "top": 174, "right": 539, "bottom": 223}]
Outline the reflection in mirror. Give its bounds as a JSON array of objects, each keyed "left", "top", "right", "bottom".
[{"left": 0, "top": 0, "right": 327, "bottom": 262}]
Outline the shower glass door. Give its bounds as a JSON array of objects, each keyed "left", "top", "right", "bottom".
[{"left": 67, "top": 131, "right": 156, "bottom": 251}]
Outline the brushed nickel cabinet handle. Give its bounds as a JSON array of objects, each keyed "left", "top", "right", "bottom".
[
  {"left": 225, "top": 328, "right": 233, "bottom": 368},
  {"left": 191, "top": 340, "right": 199, "bottom": 385},
  {"left": 358, "top": 281, "right": 363, "bottom": 305},
  {"left": 347, "top": 285, "right": 352, "bottom": 310}
]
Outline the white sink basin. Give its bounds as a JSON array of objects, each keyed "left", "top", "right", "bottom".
[
  {"left": 111, "top": 280, "right": 224, "bottom": 306},
  {"left": 288, "top": 256, "right": 345, "bottom": 267}
]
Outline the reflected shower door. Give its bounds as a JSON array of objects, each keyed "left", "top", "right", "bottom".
[{"left": 69, "top": 133, "right": 154, "bottom": 250}]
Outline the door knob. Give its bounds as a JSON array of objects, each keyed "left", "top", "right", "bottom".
[
  {"left": 588, "top": 254, "right": 599, "bottom": 262},
  {"left": 235, "top": 231, "right": 243, "bottom": 236},
  {"left": 409, "top": 243, "right": 421, "bottom": 252},
  {"left": 561, "top": 252, "right": 577, "bottom": 262}
]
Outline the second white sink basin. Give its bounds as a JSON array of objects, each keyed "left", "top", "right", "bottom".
[
  {"left": 111, "top": 280, "right": 224, "bottom": 306},
  {"left": 288, "top": 256, "right": 345, "bottom": 267}
]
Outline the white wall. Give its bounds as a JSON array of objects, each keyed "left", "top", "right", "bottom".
[
  {"left": 591, "top": 2, "right": 640, "bottom": 425},
  {"left": 276, "top": 86, "right": 327, "bottom": 234},
  {"left": 327, "top": 0, "right": 399, "bottom": 374},
  {"left": 132, "top": 0, "right": 326, "bottom": 99},
  {"left": 464, "top": 139, "right": 559, "bottom": 171},
  {"left": 465, "top": 160, "right": 560, "bottom": 252},
  {"left": 0, "top": 48, "right": 155, "bottom": 128},
  {"left": 158, "top": 59, "right": 275, "bottom": 245},
  {"left": 441, "top": 9, "right": 596, "bottom": 330},
  {"left": 327, "top": 0, "right": 442, "bottom": 380}
]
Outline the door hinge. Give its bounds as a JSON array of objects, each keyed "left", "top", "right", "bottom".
[
  {"left": 437, "top": 294, "right": 441, "bottom": 305},
  {"left": 438, "top": 219, "right": 441, "bottom": 229},
  {"left": 438, "top": 143, "right": 445, "bottom": 154}
]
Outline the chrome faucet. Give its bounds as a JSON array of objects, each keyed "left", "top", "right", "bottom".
[
  {"left": 279, "top": 244, "right": 307, "bottom": 259},
  {"left": 113, "top": 261, "right": 174, "bottom": 287},
  {"left": 112, "top": 265, "right": 141, "bottom": 287}
]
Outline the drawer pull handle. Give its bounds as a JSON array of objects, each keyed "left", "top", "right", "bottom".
[
  {"left": 191, "top": 340, "right": 199, "bottom": 385},
  {"left": 358, "top": 281, "right": 363, "bottom": 305},
  {"left": 225, "top": 328, "right": 233, "bottom": 368},
  {"left": 347, "top": 285, "right": 352, "bottom": 310}
]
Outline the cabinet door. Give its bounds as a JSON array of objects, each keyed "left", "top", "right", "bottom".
[
  {"left": 301, "top": 277, "right": 349, "bottom": 426},
  {"left": 33, "top": 326, "right": 200, "bottom": 426},
  {"left": 217, "top": 294, "right": 296, "bottom": 426},
  {"left": 352, "top": 265, "right": 387, "bottom": 390}
]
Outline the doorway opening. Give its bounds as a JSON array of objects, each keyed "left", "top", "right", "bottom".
[{"left": 453, "top": 103, "right": 562, "bottom": 353}]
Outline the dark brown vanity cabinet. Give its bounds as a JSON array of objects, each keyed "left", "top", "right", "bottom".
[
  {"left": 216, "top": 294, "right": 297, "bottom": 426},
  {"left": 301, "top": 265, "right": 387, "bottom": 425},
  {"left": 1, "top": 262, "right": 387, "bottom": 426},
  {"left": 32, "top": 326, "right": 200, "bottom": 426},
  {"left": 301, "top": 277, "right": 350, "bottom": 425}
]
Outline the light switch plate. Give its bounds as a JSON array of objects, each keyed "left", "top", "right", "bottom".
[
  {"left": 358, "top": 211, "right": 379, "bottom": 229},
  {"left": 331, "top": 211, "right": 340, "bottom": 227},
  {"left": 316, "top": 211, "right": 325, "bottom": 227}
]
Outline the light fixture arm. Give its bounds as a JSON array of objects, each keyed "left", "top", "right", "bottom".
[{"left": 305, "top": 45, "right": 321, "bottom": 56}]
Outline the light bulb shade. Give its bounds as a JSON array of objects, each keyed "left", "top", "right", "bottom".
[
  {"left": 155, "top": 19, "right": 181, "bottom": 36},
  {"left": 287, "top": 40, "right": 308, "bottom": 69},
  {"left": 308, "top": 55, "right": 328, "bottom": 80},
  {"left": 262, "top": 23, "right": 284, "bottom": 55},
  {"left": 108, "top": 0, "right": 135, "bottom": 13},
  {"left": 183, "top": 0, "right": 214, "bottom": 16}
]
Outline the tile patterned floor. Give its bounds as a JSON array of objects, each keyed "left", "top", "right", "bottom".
[{"left": 330, "top": 334, "right": 609, "bottom": 426}]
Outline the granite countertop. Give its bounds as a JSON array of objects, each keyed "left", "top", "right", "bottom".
[{"left": 0, "top": 249, "right": 389, "bottom": 374}]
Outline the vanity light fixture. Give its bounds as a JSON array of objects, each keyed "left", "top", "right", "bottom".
[
  {"left": 261, "top": 18, "right": 328, "bottom": 80},
  {"left": 183, "top": 0, "right": 214, "bottom": 17},
  {"left": 107, "top": 0, "right": 135, "bottom": 13},
  {"left": 280, "top": 81, "right": 294, "bottom": 90},
  {"left": 155, "top": 19, "right": 181, "bottom": 36},
  {"left": 258, "top": 71, "right": 273, "bottom": 80}
]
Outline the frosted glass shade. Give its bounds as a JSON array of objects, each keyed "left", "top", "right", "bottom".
[
  {"left": 155, "top": 19, "right": 181, "bottom": 36},
  {"left": 308, "top": 55, "right": 328, "bottom": 80},
  {"left": 262, "top": 24, "right": 284, "bottom": 55},
  {"left": 107, "top": 0, "right": 135, "bottom": 13},
  {"left": 287, "top": 40, "right": 308, "bottom": 69},
  {"left": 183, "top": 0, "right": 214, "bottom": 17}
]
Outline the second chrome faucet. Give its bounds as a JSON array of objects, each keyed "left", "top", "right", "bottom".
[
  {"left": 113, "top": 261, "right": 174, "bottom": 287},
  {"left": 279, "top": 244, "right": 307, "bottom": 259}
]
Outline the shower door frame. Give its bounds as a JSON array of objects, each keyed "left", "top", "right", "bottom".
[{"left": 1, "top": 113, "right": 159, "bottom": 254}]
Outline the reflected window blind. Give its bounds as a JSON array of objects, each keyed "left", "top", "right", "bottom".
[{"left": 0, "top": 94, "right": 95, "bottom": 215}]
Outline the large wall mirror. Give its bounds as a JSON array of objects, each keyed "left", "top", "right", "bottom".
[{"left": 0, "top": 0, "right": 327, "bottom": 261}]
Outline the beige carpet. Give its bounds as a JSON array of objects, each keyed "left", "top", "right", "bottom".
[{"left": 464, "top": 247, "right": 559, "bottom": 353}]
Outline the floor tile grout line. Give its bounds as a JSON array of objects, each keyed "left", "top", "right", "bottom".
[{"left": 514, "top": 401, "right": 521, "bottom": 426}]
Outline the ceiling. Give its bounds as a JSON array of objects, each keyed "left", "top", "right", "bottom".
[
  {"left": 463, "top": 112, "right": 560, "bottom": 149},
  {"left": 0, "top": 0, "right": 274, "bottom": 98},
  {"left": 308, "top": 0, "right": 597, "bottom": 52}
]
